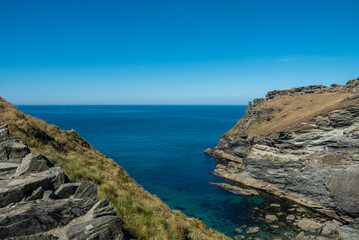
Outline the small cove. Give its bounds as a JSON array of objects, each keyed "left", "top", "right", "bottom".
[{"left": 18, "top": 105, "right": 269, "bottom": 237}]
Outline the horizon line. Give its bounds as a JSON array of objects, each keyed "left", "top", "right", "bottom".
[{"left": 16, "top": 104, "right": 248, "bottom": 106}]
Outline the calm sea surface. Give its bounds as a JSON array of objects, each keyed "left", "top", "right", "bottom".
[{"left": 17, "top": 105, "right": 266, "bottom": 237}]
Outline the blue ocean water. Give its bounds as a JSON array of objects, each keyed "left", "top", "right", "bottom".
[{"left": 17, "top": 105, "right": 266, "bottom": 237}]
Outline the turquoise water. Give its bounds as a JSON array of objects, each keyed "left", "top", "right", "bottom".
[{"left": 17, "top": 105, "right": 267, "bottom": 237}]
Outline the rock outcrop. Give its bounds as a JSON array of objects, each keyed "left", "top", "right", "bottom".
[
  {"left": 208, "top": 78, "right": 359, "bottom": 234},
  {"left": 0, "top": 124, "right": 124, "bottom": 239}
]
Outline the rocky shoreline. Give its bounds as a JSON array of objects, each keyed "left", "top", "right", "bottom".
[
  {"left": 207, "top": 78, "right": 359, "bottom": 239},
  {"left": 0, "top": 124, "right": 125, "bottom": 239},
  {"left": 230, "top": 192, "right": 358, "bottom": 240}
]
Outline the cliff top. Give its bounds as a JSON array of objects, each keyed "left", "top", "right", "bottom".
[
  {"left": 262, "top": 77, "right": 359, "bottom": 102},
  {"left": 227, "top": 78, "right": 359, "bottom": 136}
]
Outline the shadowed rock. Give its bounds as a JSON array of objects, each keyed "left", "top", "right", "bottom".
[
  {"left": 42, "top": 190, "right": 57, "bottom": 200},
  {"left": 26, "top": 186, "right": 44, "bottom": 201},
  {"left": 0, "top": 167, "right": 67, "bottom": 207},
  {"left": 54, "top": 182, "right": 81, "bottom": 199},
  {"left": 0, "top": 139, "right": 30, "bottom": 163},
  {"left": 0, "top": 198, "right": 98, "bottom": 238},
  {"left": 0, "top": 125, "right": 9, "bottom": 141},
  {"left": 15, "top": 153, "right": 53, "bottom": 176},
  {"left": 0, "top": 125, "right": 125, "bottom": 239},
  {"left": 73, "top": 182, "right": 98, "bottom": 199},
  {"left": 0, "top": 162, "right": 19, "bottom": 178}
]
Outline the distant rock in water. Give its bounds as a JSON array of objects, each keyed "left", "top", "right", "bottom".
[
  {"left": 0, "top": 124, "right": 125, "bottom": 239},
  {"left": 208, "top": 78, "right": 359, "bottom": 236}
]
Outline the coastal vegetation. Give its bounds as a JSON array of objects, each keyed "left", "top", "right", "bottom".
[{"left": 226, "top": 89, "right": 358, "bottom": 137}]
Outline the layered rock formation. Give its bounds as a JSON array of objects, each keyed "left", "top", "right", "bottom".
[
  {"left": 0, "top": 124, "right": 124, "bottom": 239},
  {"left": 208, "top": 78, "right": 359, "bottom": 230}
]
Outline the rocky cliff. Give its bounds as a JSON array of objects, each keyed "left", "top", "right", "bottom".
[
  {"left": 208, "top": 78, "right": 359, "bottom": 236},
  {"left": 0, "top": 124, "right": 125, "bottom": 239}
]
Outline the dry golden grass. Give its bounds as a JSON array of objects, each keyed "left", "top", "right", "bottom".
[
  {"left": 251, "top": 92, "right": 357, "bottom": 135},
  {"left": 0, "top": 97, "right": 230, "bottom": 240}
]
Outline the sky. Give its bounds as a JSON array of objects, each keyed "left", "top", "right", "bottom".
[{"left": 1, "top": 0, "right": 359, "bottom": 105}]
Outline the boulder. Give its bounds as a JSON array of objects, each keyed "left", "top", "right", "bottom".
[
  {"left": 55, "top": 182, "right": 81, "bottom": 199},
  {"left": 63, "top": 215, "right": 124, "bottom": 240},
  {"left": 0, "top": 125, "right": 9, "bottom": 141},
  {"left": 286, "top": 214, "right": 295, "bottom": 221},
  {"left": 297, "top": 218, "right": 323, "bottom": 233},
  {"left": 0, "top": 139, "right": 30, "bottom": 163},
  {"left": 265, "top": 214, "right": 278, "bottom": 223},
  {"left": 15, "top": 153, "right": 53, "bottom": 176},
  {"left": 234, "top": 226, "right": 243, "bottom": 234},
  {"left": 73, "top": 182, "right": 98, "bottom": 199},
  {"left": 246, "top": 226, "right": 260, "bottom": 235},
  {"left": 337, "top": 225, "right": 359, "bottom": 240},
  {"left": 0, "top": 198, "right": 98, "bottom": 238},
  {"left": 269, "top": 203, "right": 281, "bottom": 208},
  {"left": 0, "top": 167, "right": 67, "bottom": 207},
  {"left": 87, "top": 199, "right": 117, "bottom": 218},
  {"left": 0, "top": 162, "right": 19, "bottom": 177},
  {"left": 321, "top": 221, "right": 339, "bottom": 235},
  {"left": 295, "top": 231, "right": 307, "bottom": 240},
  {"left": 204, "top": 148, "right": 213, "bottom": 155}
]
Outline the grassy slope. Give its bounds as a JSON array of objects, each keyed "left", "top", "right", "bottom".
[
  {"left": 0, "top": 97, "right": 230, "bottom": 240},
  {"left": 252, "top": 91, "right": 356, "bottom": 134},
  {"left": 226, "top": 91, "right": 358, "bottom": 137}
]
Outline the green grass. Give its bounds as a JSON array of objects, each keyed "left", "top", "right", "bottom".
[
  {"left": 249, "top": 120, "right": 268, "bottom": 130},
  {"left": 0, "top": 97, "right": 230, "bottom": 240}
]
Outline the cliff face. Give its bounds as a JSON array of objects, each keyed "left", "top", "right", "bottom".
[
  {"left": 0, "top": 124, "right": 125, "bottom": 239},
  {"left": 211, "top": 78, "right": 359, "bottom": 226}
]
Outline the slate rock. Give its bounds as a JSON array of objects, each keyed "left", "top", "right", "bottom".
[
  {"left": 87, "top": 199, "right": 117, "bottom": 218},
  {"left": 73, "top": 182, "right": 98, "bottom": 199},
  {"left": 64, "top": 215, "right": 124, "bottom": 240},
  {"left": 55, "top": 182, "right": 81, "bottom": 199},
  {"left": 0, "top": 198, "right": 98, "bottom": 239},
  {"left": 0, "top": 126, "right": 125, "bottom": 239},
  {"left": 0, "top": 125, "right": 9, "bottom": 141},
  {"left": 0, "top": 162, "right": 19, "bottom": 178},
  {"left": 0, "top": 139, "right": 30, "bottom": 163},
  {"left": 0, "top": 167, "right": 67, "bottom": 207},
  {"left": 42, "top": 190, "right": 57, "bottom": 200},
  {"left": 15, "top": 153, "right": 53, "bottom": 176},
  {"left": 26, "top": 186, "right": 44, "bottom": 201}
]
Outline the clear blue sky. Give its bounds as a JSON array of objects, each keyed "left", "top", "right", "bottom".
[{"left": 1, "top": 0, "right": 359, "bottom": 105}]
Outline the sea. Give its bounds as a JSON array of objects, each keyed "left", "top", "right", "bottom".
[{"left": 17, "top": 105, "right": 268, "bottom": 238}]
